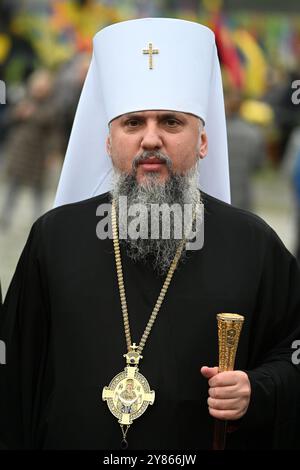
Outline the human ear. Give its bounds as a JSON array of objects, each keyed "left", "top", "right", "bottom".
[
  {"left": 198, "top": 130, "right": 208, "bottom": 159},
  {"left": 106, "top": 135, "right": 112, "bottom": 157}
]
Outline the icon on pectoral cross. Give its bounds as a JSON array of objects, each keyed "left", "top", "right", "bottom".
[{"left": 142, "top": 42, "right": 159, "bottom": 69}]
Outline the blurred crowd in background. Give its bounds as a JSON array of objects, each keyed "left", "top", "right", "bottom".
[{"left": 0, "top": 0, "right": 300, "bottom": 294}]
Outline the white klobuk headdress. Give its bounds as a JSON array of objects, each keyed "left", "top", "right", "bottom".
[{"left": 54, "top": 18, "right": 230, "bottom": 207}]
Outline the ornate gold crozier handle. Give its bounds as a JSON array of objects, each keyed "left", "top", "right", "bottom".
[{"left": 212, "top": 313, "right": 244, "bottom": 450}]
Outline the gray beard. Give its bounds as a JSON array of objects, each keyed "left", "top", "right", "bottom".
[{"left": 110, "top": 151, "right": 201, "bottom": 275}]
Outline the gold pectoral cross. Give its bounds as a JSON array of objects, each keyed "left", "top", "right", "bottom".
[
  {"left": 142, "top": 42, "right": 159, "bottom": 69},
  {"left": 102, "top": 363, "right": 155, "bottom": 426}
]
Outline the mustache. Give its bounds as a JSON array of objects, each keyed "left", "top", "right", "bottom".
[{"left": 132, "top": 150, "right": 173, "bottom": 172}]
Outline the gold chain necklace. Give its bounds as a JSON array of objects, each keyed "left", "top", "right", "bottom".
[{"left": 102, "top": 198, "right": 185, "bottom": 449}]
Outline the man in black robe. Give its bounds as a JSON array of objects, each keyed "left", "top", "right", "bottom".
[
  {"left": 1, "top": 18, "right": 300, "bottom": 451},
  {"left": 1, "top": 107, "right": 300, "bottom": 449}
]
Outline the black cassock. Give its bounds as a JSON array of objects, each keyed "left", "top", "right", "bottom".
[{"left": 1, "top": 192, "right": 300, "bottom": 450}]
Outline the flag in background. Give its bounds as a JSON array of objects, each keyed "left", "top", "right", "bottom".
[
  {"left": 211, "top": 12, "right": 245, "bottom": 90},
  {"left": 232, "top": 29, "right": 268, "bottom": 98}
]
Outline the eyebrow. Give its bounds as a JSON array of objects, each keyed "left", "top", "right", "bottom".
[{"left": 121, "top": 112, "right": 186, "bottom": 121}]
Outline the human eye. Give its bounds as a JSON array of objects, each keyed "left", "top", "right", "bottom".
[
  {"left": 125, "top": 118, "right": 142, "bottom": 128},
  {"left": 164, "top": 117, "right": 181, "bottom": 128}
]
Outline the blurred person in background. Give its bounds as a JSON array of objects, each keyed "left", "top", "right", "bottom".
[
  {"left": 53, "top": 53, "right": 91, "bottom": 155},
  {"left": 282, "top": 125, "right": 300, "bottom": 263},
  {"left": 225, "top": 88, "right": 265, "bottom": 211},
  {"left": 0, "top": 0, "right": 37, "bottom": 155},
  {"left": 0, "top": 69, "right": 59, "bottom": 230},
  {"left": 264, "top": 65, "right": 300, "bottom": 165}
]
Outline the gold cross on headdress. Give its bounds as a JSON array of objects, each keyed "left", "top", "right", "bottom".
[{"left": 142, "top": 42, "right": 159, "bottom": 69}]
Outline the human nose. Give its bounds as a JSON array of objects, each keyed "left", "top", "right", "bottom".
[{"left": 140, "top": 122, "right": 163, "bottom": 150}]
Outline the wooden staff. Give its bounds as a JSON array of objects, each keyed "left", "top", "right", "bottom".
[{"left": 212, "top": 313, "right": 244, "bottom": 450}]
